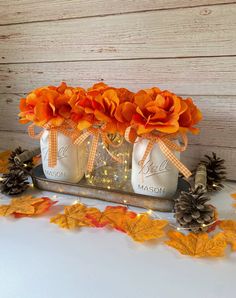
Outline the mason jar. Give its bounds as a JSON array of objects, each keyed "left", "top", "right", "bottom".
[
  {"left": 40, "top": 130, "right": 87, "bottom": 183},
  {"left": 131, "top": 137, "right": 180, "bottom": 198},
  {"left": 85, "top": 134, "right": 132, "bottom": 190}
]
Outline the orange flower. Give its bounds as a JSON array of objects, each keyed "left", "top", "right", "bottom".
[
  {"left": 69, "top": 88, "right": 96, "bottom": 131},
  {"left": 19, "top": 82, "right": 75, "bottom": 127},
  {"left": 91, "top": 89, "right": 120, "bottom": 133},
  {"left": 179, "top": 98, "right": 202, "bottom": 134},
  {"left": 88, "top": 86, "right": 135, "bottom": 134},
  {"left": 131, "top": 89, "right": 187, "bottom": 135},
  {"left": 69, "top": 83, "right": 134, "bottom": 134}
]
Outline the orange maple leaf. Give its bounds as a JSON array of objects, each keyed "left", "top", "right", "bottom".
[
  {"left": 231, "top": 193, "right": 236, "bottom": 199},
  {"left": 0, "top": 195, "right": 56, "bottom": 217},
  {"left": 166, "top": 231, "right": 227, "bottom": 257},
  {"left": 86, "top": 206, "right": 137, "bottom": 231},
  {"left": 123, "top": 214, "right": 168, "bottom": 242},
  {"left": 219, "top": 220, "right": 236, "bottom": 251},
  {"left": 14, "top": 197, "right": 57, "bottom": 218},
  {"left": 50, "top": 203, "right": 98, "bottom": 229}
]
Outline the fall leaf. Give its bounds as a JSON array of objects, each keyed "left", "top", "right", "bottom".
[
  {"left": 0, "top": 150, "right": 11, "bottom": 174},
  {"left": 103, "top": 206, "right": 137, "bottom": 232},
  {"left": 123, "top": 214, "right": 168, "bottom": 242},
  {"left": 85, "top": 207, "right": 109, "bottom": 228},
  {"left": 86, "top": 205, "right": 136, "bottom": 231},
  {"left": 219, "top": 220, "right": 236, "bottom": 251},
  {"left": 0, "top": 195, "right": 56, "bottom": 217},
  {"left": 14, "top": 197, "right": 57, "bottom": 218},
  {"left": 50, "top": 203, "right": 98, "bottom": 229},
  {"left": 166, "top": 231, "right": 227, "bottom": 257},
  {"left": 231, "top": 193, "right": 236, "bottom": 200}
]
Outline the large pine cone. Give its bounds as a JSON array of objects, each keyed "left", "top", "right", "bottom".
[
  {"left": 174, "top": 186, "right": 215, "bottom": 233},
  {"left": 0, "top": 169, "right": 29, "bottom": 195}
]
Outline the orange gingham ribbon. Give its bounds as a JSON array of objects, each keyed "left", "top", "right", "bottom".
[
  {"left": 125, "top": 127, "right": 192, "bottom": 179},
  {"left": 74, "top": 127, "right": 123, "bottom": 173},
  {"left": 28, "top": 120, "right": 80, "bottom": 168}
]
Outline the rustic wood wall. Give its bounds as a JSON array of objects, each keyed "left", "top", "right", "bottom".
[{"left": 0, "top": 0, "right": 236, "bottom": 179}]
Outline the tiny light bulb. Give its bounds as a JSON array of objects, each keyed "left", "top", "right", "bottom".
[
  {"left": 202, "top": 224, "right": 206, "bottom": 227},
  {"left": 107, "top": 186, "right": 111, "bottom": 190},
  {"left": 123, "top": 200, "right": 127, "bottom": 204},
  {"left": 177, "top": 227, "right": 181, "bottom": 231},
  {"left": 147, "top": 209, "right": 152, "bottom": 215}
]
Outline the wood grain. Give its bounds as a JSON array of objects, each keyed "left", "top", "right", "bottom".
[
  {"left": 1, "top": 4, "right": 236, "bottom": 63},
  {"left": 0, "top": 130, "right": 235, "bottom": 179},
  {"left": 0, "top": 0, "right": 235, "bottom": 25},
  {"left": 1, "top": 57, "right": 236, "bottom": 95},
  {"left": 181, "top": 144, "right": 236, "bottom": 179}
]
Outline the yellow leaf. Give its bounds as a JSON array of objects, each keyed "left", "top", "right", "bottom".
[
  {"left": 166, "top": 231, "right": 227, "bottom": 257},
  {"left": 50, "top": 203, "right": 98, "bottom": 229},
  {"left": 219, "top": 220, "right": 236, "bottom": 251},
  {"left": 0, "top": 150, "right": 11, "bottom": 173},
  {"left": 0, "top": 195, "right": 44, "bottom": 216},
  {"left": 123, "top": 214, "right": 168, "bottom": 242}
]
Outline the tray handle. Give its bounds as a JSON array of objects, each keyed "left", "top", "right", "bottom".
[{"left": 14, "top": 147, "right": 41, "bottom": 177}]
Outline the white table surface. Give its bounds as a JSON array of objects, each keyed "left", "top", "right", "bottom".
[{"left": 0, "top": 182, "right": 236, "bottom": 298}]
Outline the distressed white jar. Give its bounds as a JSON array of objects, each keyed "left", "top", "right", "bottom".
[
  {"left": 40, "top": 130, "right": 87, "bottom": 183},
  {"left": 131, "top": 138, "right": 180, "bottom": 198}
]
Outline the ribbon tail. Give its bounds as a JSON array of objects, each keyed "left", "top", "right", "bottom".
[
  {"left": 139, "top": 139, "right": 155, "bottom": 184},
  {"left": 158, "top": 139, "right": 192, "bottom": 179},
  {"left": 86, "top": 131, "right": 99, "bottom": 173},
  {"left": 28, "top": 123, "right": 43, "bottom": 140},
  {"left": 48, "top": 129, "right": 57, "bottom": 168},
  {"left": 140, "top": 139, "right": 155, "bottom": 169},
  {"left": 101, "top": 133, "right": 123, "bottom": 164}
]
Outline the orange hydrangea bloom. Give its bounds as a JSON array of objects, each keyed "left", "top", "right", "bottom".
[
  {"left": 19, "top": 82, "right": 75, "bottom": 127},
  {"left": 179, "top": 98, "right": 202, "bottom": 134},
  {"left": 70, "top": 84, "right": 135, "bottom": 134},
  {"left": 69, "top": 88, "right": 97, "bottom": 131},
  {"left": 131, "top": 88, "right": 187, "bottom": 135}
]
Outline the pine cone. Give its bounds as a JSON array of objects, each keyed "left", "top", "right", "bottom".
[
  {"left": 174, "top": 186, "right": 215, "bottom": 233},
  {"left": 201, "top": 152, "right": 226, "bottom": 192},
  {"left": 8, "top": 146, "right": 34, "bottom": 171},
  {"left": 0, "top": 169, "right": 29, "bottom": 195}
]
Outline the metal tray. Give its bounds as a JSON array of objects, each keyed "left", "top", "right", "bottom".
[{"left": 31, "top": 165, "right": 190, "bottom": 212}]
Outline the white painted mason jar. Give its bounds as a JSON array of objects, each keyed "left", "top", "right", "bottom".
[
  {"left": 131, "top": 138, "right": 180, "bottom": 198},
  {"left": 40, "top": 130, "right": 87, "bottom": 183}
]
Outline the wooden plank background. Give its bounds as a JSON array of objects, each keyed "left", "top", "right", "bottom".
[{"left": 0, "top": 0, "right": 236, "bottom": 179}]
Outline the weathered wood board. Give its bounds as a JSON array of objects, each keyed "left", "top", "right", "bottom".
[
  {"left": 1, "top": 4, "right": 236, "bottom": 63},
  {"left": 0, "top": 0, "right": 235, "bottom": 179},
  {"left": 0, "top": 0, "right": 234, "bottom": 25}
]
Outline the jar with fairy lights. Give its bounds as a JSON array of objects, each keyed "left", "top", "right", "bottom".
[{"left": 85, "top": 133, "right": 132, "bottom": 190}]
